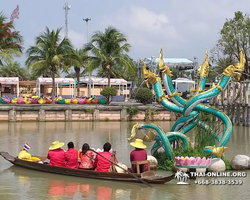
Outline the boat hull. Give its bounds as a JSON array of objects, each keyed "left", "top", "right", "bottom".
[{"left": 0, "top": 151, "right": 174, "bottom": 184}]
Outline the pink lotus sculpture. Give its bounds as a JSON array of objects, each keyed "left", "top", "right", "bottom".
[{"left": 175, "top": 156, "right": 212, "bottom": 167}]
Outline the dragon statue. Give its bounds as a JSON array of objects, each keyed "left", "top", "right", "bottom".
[{"left": 128, "top": 48, "right": 245, "bottom": 159}]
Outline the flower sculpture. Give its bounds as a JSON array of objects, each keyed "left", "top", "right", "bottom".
[{"left": 175, "top": 156, "right": 212, "bottom": 168}]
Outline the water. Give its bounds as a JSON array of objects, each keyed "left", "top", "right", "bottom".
[{"left": 0, "top": 121, "right": 249, "bottom": 200}]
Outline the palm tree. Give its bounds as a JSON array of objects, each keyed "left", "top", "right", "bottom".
[
  {"left": 0, "top": 61, "right": 30, "bottom": 80},
  {"left": 71, "top": 49, "right": 88, "bottom": 97},
  {"left": 26, "top": 27, "right": 79, "bottom": 103},
  {"left": 84, "top": 26, "right": 136, "bottom": 86},
  {"left": 0, "top": 12, "right": 23, "bottom": 65}
]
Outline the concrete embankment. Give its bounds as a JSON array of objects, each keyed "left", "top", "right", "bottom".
[{"left": 0, "top": 103, "right": 176, "bottom": 122}]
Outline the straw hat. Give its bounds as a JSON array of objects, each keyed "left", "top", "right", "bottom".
[
  {"left": 130, "top": 139, "right": 146, "bottom": 149},
  {"left": 49, "top": 141, "right": 65, "bottom": 150}
]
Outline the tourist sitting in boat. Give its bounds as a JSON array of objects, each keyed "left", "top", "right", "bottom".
[
  {"left": 94, "top": 142, "right": 117, "bottom": 172},
  {"left": 129, "top": 139, "right": 148, "bottom": 173},
  {"left": 65, "top": 142, "right": 79, "bottom": 169},
  {"left": 79, "top": 143, "right": 94, "bottom": 169},
  {"left": 18, "top": 143, "right": 32, "bottom": 161},
  {"left": 47, "top": 141, "right": 65, "bottom": 167}
]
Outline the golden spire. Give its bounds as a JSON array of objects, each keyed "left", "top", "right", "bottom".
[
  {"left": 190, "top": 85, "right": 196, "bottom": 92},
  {"left": 158, "top": 47, "right": 164, "bottom": 69}
]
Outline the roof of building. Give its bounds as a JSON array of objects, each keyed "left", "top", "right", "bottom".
[
  {"left": 0, "top": 77, "right": 19, "bottom": 84},
  {"left": 144, "top": 57, "right": 193, "bottom": 64},
  {"left": 79, "top": 76, "right": 127, "bottom": 85},
  {"left": 19, "top": 81, "right": 36, "bottom": 85},
  {"left": 172, "top": 78, "right": 195, "bottom": 83},
  {"left": 36, "top": 78, "right": 75, "bottom": 85}
]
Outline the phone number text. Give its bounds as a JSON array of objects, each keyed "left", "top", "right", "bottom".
[{"left": 194, "top": 179, "right": 243, "bottom": 185}]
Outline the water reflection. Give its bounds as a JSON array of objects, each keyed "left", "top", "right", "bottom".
[
  {"left": 5, "top": 166, "right": 157, "bottom": 200},
  {"left": 0, "top": 121, "right": 250, "bottom": 200}
]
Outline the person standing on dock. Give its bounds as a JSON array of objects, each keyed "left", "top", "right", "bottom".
[
  {"left": 47, "top": 141, "right": 65, "bottom": 167},
  {"left": 65, "top": 142, "right": 79, "bottom": 169}
]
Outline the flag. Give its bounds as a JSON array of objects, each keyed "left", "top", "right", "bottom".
[
  {"left": 10, "top": 5, "right": 19, "bottom": 21},
  {"left": 23, "top": 143, "right": 31, "bottom": 151}
]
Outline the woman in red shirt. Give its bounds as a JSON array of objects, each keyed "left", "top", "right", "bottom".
[
  {"left": 79, "top": 143, "right": 94, "bottom": 169},
  {"left": 47, "top": 141, "right": 65, "bottom": 167},
  {"left": 65, "top": 142, "right": 79, "bottom": 169}
]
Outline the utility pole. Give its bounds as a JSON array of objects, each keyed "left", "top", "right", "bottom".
[
  {"left": 83, "top": 18, "right": 91, "bottom": 43},
  {"left": 193, "top": 56, "right": 199, "bottom": 87},
  {"left": 63, "top": 3, "right": 71, "bottom": 38}
]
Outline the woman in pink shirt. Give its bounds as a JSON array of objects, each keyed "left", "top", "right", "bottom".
[
  {"left": 79, "top": 143, "right": 94, "bottom": 169},
  {"left": 47, "top": 141, "right": 65, "bottom": 167},
  {"left": 65, "top": 142, "right": 79, "bottom": 169}
]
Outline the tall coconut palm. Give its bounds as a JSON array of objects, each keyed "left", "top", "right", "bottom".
[
  {"left": 26, "top": 27, "right": 79, "bottom": 103},
  {"left": 72, "top": 49, "right": 88, "bottom": 96},
  {"left": 84, "top": 26, "right": 136, "bottom": 86},
  {"left": 0, "top": 12, "right": 23, "bottom": 65}
]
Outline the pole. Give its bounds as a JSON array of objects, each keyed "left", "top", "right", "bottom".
[
  {"left": 63, "top": 3, "right": 71, "bottom": 39},
  {"left": 83, "top": 18, "right": 91, "bottom": 43}
]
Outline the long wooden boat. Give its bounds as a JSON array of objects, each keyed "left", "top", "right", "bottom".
[{"left": 0, "top": 151, "right": 175, "bottom": 185}]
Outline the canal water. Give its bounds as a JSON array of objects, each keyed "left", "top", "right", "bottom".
[{"left": 0, "top": 121, "right": 249, "bottom": 200}]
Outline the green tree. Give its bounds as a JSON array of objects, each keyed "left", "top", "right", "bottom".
[
  {"left": 0, "top": 61, "right": 30, "bottom": 80},
  {"left": 207, "top": 57, "right": 235, "bottom": 82},
  {"left": 0, "top": 12, "right": 23, "bottom": 65},
  {"left": 71, "top": 49, "right": 88, "bottom": 97},
  {"left": 211, "top": 11, "right": 250, "bottom": 78},
  {"left": 84, "top": 26, "right": 136, "bottom": 86},
  {"left": 26, "top": 27, "right": 79, "bottom": 102}
]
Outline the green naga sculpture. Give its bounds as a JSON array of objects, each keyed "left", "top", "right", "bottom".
[{"left": 128, "top": 49, "right": 245, "bottom": 159}]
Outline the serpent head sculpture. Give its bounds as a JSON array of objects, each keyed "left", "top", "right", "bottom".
[
  {"left": 158, "top": 48, "right": 173, "bottom": 77},
  {"left": 223, "top": 50, "right": 245, "bottom": 81},
  {"left": 198, "top": 50, "right": 209, "bottom": 78},
  {"left": 128, "top": 123, "right": 156, "bottom": 142},
  {"left": 142, "top": 60, "right": 158, "bottom": 88}
]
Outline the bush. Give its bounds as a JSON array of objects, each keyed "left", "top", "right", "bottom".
[
  {"left": 127, "top": 107, "right": 139, "bottom": 120},
  {"left": 135, "top": 88, "right": 153, "bottom": 104},
  {"left": 100, "top": 87, "right": 117, "bottom": 98}
]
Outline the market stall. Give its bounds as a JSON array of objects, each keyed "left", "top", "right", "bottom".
[
  {"left": 0, "top": 77, "right": 19, "bottom": 97},
  {"left": 36, "top": 77, "right": 76, "bottom": 97},
  {"left": 86, "top": 77, "right": 128, "bottom": 100}
]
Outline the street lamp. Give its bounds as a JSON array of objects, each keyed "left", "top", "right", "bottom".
[{"left": 83, "top": 18, "right": 91, "bottom": 43}]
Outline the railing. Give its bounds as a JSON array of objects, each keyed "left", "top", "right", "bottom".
[{"left": 210, "top": 81, "right": 250, "bottom": 126}]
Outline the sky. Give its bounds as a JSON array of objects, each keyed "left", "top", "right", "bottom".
[{"left": 3, "top": 0, "right": 250, "bottom": 70}]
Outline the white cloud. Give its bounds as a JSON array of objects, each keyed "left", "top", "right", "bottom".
[
  {"left": 102, "top": 5, "right": 186, "bottom": 59},
  {"left": 60, "top": 30, "right": 86, "bottom": 49}
]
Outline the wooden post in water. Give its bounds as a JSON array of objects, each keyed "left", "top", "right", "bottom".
[
  {"left": 247, "top": 106, "right": 250, "bottom": 127},
  {"left": 236, "top": 103, "right": 240, "bottom": 125},
  {"left": 227, "top": 82, "right": 231, "bottom": 116},
  {"left": 221, "top": 90, "right": 225, "bottom": 112}
]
